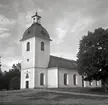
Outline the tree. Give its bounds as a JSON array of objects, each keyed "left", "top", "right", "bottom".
[
  {"left": 7, "top": 63, "right": 21, "bottom": 89},
  {"left": 77, "top": 27, "right": 108, "bottom": 91},
  {"left": 0, "top": 63, "right": 21, "bottom": 90},
  {"left": 0, "top": 69, "right": 2, "bottom": 76},
  {"left": 11, "top": 63, "right": 21, "bottom": 71}
]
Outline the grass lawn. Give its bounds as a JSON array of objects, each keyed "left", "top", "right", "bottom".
[{"left": 0, "top": 89, "right": 108, "bottom": 105}]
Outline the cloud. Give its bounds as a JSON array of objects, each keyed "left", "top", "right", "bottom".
[
  {"left": 0, "top": 4, "right": 4, "bottom": 8},
  {"left": 54, "top": 19, "right": 70, "bottom": 44},
  {"left": 1, "top": 57, "right": 21, "bottom": 71},
  {"left": 0, "top": 3, "right": 9, "bottom": 8},
  {"left": 0, "top": 15, "right": 16, "bottom": 26},
  {"left": 24, "top": 11, "right": 34, "bottom": 28},
  {"left": 55, "top": 27, "right": 67, "bottom": 44},
  {"left": 0, "top": 28, "right": 9, "bottom": 34},
  {"left": 71, "top": 16, "right": 93, "bottom": 34},
  {"left": 51, "top": 52, "right": 77, "bottom": 60},
  {"left": 52, "top": 11, "right": 93, "bottom": 44},
  {"left": 0, "top": 33, "right": 10, "bottom": 38},
  {"left": 0, "top": 14, "right": 16, "bottom": 39},
  {"left": 0, "top": 27, "right": 10, "bottom": 38},
  {"left": 4, "top": 58, "right": 21, "bottom": 67}
]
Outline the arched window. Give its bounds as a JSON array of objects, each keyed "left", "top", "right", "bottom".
[
  {"left": 40, "top": 73, "right": 45, "bottom": 85},
  {"left": 26, "top": 42, "right": 30, "bottom": 51},
  {"left": 73, "top": 74, "right": 77, "bottom": 85},
  {"left": 41, "top": 42, "right": 44, "bottom": 51},
  {"left": 96, "top": 80, "right": 99, "bottom": 86},
  {"left": 64, "top": 73, "right": 68, "bottom": 85},
  {"left": 89, "top": 81, "right": 93, "bottom": 86}
]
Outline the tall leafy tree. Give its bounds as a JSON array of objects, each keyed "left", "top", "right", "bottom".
[
  {"left": 11, "top": 63, "right": 21, "bottom": 71},
  {"left": 0, "top": 63, "right": 21, "bottom": 90},
  {"left": 77, "top": 28, "right": 108, "bottom": 90},
  {"left": 7, "top": 63, "right": 21, "bottom": 89}
]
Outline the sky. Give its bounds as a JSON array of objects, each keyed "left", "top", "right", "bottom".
[{"left": 0, "top": 0, "right": 108, "bottom": 71}]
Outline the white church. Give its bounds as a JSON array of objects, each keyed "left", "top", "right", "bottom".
[{"left": 20, "top": 12, "right": 101, "bottom": 89}]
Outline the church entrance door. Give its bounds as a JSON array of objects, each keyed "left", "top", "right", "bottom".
[{"left": 26, "top": 81, "right": 29, "bottom": 88}]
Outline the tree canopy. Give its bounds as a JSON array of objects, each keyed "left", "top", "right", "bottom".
[
  {"left": 77, "top": 28, "right": 108, "bottom": 82},
  {"left": 0, "top": 63, "right": 21, "bottom": 90}
]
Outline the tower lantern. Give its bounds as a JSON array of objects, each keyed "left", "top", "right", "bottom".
[{"left": 31, "top": 11, "right": 41, "bottom": 24}]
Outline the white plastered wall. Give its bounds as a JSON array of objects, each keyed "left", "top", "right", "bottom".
[
  {"left": 35, "top": 37, "right": 50, "bottom": 68},
  {"left": 20, "top": 68, "right": 35, "bottom": 89},
  {"left": 47, "top": 67, "right": 58, "bottom": 88},
  {"left": 58, "top": 68, "right": 82, "bottom": 88},
  {"left": 58, "top": 68, "right": 102, "bottom": 88},
  {"left": 84, "top": 80, "right": 101, "bottom": 88},
  {"left": 34, "top": 68, "right": 47, "bottom": 88},
  {"left": 21, "top": 37, "right": 36, "bottom": 69},
  {"left": 21, "top": 37, "right": 36, "bottom": 89}
]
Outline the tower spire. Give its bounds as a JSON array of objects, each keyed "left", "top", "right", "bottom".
[{"left": 32, "top": 10, "right": 41, "bottom": 24}]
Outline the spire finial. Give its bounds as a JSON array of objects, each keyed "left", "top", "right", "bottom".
[
  {"left": 36, "top": 9, "right": 38, "bottom": 15},
  {"left": 32, "top": 9, "right": 41, "bottom": 24}
]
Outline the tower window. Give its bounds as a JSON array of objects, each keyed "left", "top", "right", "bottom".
[
  {"left": 64, "top": 73, "right": 68, "bottom": 85},
  {"left": 73, "top": 74, "right": 77, "bottom": 85},
  {"left": 26, "top": 42, "right": 30, "bottom": 51},
  {"left": 40, "top": 73, "right": 45, "bottom": 85},
  {"left": 41, "top": 42, "right": 44, "bottom": 51}
]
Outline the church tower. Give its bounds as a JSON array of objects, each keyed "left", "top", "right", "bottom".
[{"left": 20, "top": 12, "right": 51, "bottom": 89}]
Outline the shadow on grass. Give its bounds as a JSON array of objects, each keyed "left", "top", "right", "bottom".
[
  {"left": 0, "top": 102, "right": 91, "bottom": 105},
  {"left": 49, "top": 87, "right": 108, "bottom": 95},
  {"left": 90, "top": 87, "right": 104, "bottom": 92},
  {"left": 53, "top": 93, "right": 108, "bottom": 101}
]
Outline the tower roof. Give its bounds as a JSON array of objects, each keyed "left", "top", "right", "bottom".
[{"left": 21, "top": 23, "right": 51, "bottom": 41}]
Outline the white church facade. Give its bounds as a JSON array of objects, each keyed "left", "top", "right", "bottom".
[{"left": 20, "top": 12, "right": 101, "bottom": 89}]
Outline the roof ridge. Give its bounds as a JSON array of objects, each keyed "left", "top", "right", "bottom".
[{"left": 50, "top": 55, "right": 76, "bottom": 62}]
